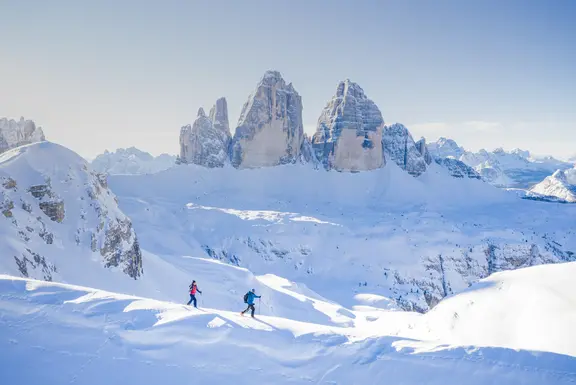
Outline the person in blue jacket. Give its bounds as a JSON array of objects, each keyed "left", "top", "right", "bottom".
[{"left": 241, "top": 289, "right": 261, "bottom": 318}]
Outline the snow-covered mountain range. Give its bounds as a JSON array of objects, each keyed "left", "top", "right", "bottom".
[
  {"left": 427, "top": 137, "right": 573, "bottom": 188},
  {"left": 1, "top": 73, "right": 576, "bottom": 384},
  {"left": 91, "top": 147, "right": 176, "bottom": 175}
]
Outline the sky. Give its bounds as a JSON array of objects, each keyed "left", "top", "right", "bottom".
[{"left": 1, "top": 0, "right": 575, "bottom": 160}]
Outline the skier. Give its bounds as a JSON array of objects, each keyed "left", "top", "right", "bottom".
[
  {"left": 187, "top": 280, "right": 202, "bottom": 308},
  {"left": 241, "top": 288, "right": 261, "bottom": 318}
]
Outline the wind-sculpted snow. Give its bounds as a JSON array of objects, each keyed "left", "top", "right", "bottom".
[
  {"left": 1, "top": 262, "right": 575, "bottom": 384},
  {"left": 91, "top": 147, "right": 175, "bottom": 175},
  {"left": 230, "top": 71, "right": 303, "bottom": 168},
  {"left": 179, "top": 100, "right": 231, "bottom": 168},
  {"left": 312, "top": 80, "right": 384, "bottom": 171},
  {"left": 0, "top": 142, "right": 143, "bottom": 281},
  {"left": 109, "top": 163, "right": 576, "bottom": 313},
  {"left": 383, "top": 123, "right": 428, "bottom": 176},
  {"left": 0, "top": 117, "right": 45, "bottom": 154}
]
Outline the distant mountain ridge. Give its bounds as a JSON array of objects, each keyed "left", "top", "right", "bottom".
[
  {"left": 91, "top": 147, "right": 176, "bottom": 175},
  {"left": 427, "top": 137, "right": 572, "bottom": 188}
]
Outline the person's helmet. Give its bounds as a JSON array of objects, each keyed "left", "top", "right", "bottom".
[{"left": 251, "top": 288, "right": 255, "bottom": 293}]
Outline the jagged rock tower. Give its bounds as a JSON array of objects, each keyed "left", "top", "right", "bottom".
[
  {"left": 312, "top": 80, "right": 384, "bottom": 171},
  {"left": 230, "top": 71, "right": 304, "bottom": 168},
  {"left": 179, "top": 98, "right": 231, "bottom": 168}
]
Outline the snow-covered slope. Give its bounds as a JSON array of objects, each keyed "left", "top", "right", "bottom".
[
  {"left": 1, "top": 261, "right": 575, "bottom": 385},
  {"left": 109, "top": 162, "right": 576, "bottom": 312},
  {"left": 0, "top": 142, "right": 143, "bottom": 282},
  {"left": 416, "top": 262, "right": 576, "bottom": 357},
  {"left": 528, "top": 170, "right": 576, "bottom": 203},
  {"left": 231, "top": 71, "right": 304, "bottom": 168},
  {"left": 312, "top": 80, "right": 384, "bottom": 171},
  {"left": 179, "top": 98, "right": 231, "bottom": 167},
  {"left": 91, "top": 147, "right": 175, "bottom": 175},
  {"left": 0, "top": 117, "right": 45, "bottom": 154}
]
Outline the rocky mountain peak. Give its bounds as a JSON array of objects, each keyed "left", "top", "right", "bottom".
[
  {"left": 209, "top": 97, "right": 229, "bottom": 135},
  {"left": 312, "top": 80, "right": 384, "bottom": 171},
  {"left": 382, "top": 123, "right": 428, "bottom": 177},
  {"left": 230, "top": 71, "right": 304, "bottom": 168},
  {"left": 179, "top": 98, "right": 231, "bottom": 168}
]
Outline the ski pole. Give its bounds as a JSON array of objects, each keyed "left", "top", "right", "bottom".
[{"left": 259, "top": 298, "right": 261, "bottom": 315}]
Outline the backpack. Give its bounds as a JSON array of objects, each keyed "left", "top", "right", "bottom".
[{"left": 243, "top": 292, "right": 249, "bottom": 303}]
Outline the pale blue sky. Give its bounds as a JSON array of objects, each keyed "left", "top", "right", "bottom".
[{"left": 1, "top": 0, "right": 575, "bottom": 159}]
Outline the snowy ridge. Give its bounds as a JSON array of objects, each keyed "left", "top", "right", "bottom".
[
  {"left": 528, "top": 170, "right": 576, "bottom": 203},
  {"left": 91, "top": 147, "right": 175, "bottom": 175},
  {"left": 1, "top": 261, "right": 575, "bottom": 384},
  {"left": 0, "top": 117, "right": 45, "bottom": 154},
  {"left": 0, "top": 142, "right": 143, "bottom": 282}
]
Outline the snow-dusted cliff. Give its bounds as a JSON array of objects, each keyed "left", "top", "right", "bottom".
[
  {"left": 230, "top": 71, "right": 303, "bottom": 168},
  {"left": 0, "top": 142, "right": 143, "bottom": 281},
  {"left": 179, "top": 98, "right": 231, "bottom": 168},
  {"left": 0, "top": 117, "right": 45, "bottom": 154},
  {"left": 312, "top": 80, "right": 384, "bottom": 171},
  {"left": 382, "top": 124, "right": 427, "bottom": 176}
]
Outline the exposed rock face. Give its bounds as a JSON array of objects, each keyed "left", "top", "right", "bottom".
[
  {"left": 529, "top": 170, "right": 576, "bottom": 203},
  {"left": 382, "top": 124, "right": 427, "bottom": 177},
  {"left": 0, "top": 142, "right": 143, "bottom": 281},
  {"left": 0, "top": 117, "right": 45, "bottom": 154},
  {"left": 231, "top": 71, "right": 303, "bottom": 168},
  {"left": 299, "top": 134, "right": 320, "bottom": 167},
  {"left": 312, "top": 80, "right": 384, "bottom": 171},
  {"left": 415, "top": 138, "right": 433, "bottom": 165},
  {"left": 180, "top": 99, "right": 232, "bottom": 168},
  {"left": 435, "top": 158, "right": 481, "bottom": 179}
]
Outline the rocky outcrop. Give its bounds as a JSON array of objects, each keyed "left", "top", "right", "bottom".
[
  {"left": 529, "top": 170, "right": 576, "bottom": 203},
  {"left": 180, "top": 100, "right": 231, "bottom": 168},
  {"left": 231, "top": 71, "right": 303, "bottom": 168},
  {"left": 299, "top": 134, "right": 320, "bottom": 167},
  {"left": 312, "top": 80, "right": 384, "bottom": 171},
  {"left": 435, "top": 158, "right": 481, "bottom": 179},
  {"left": 0, "top": 117, "right": 45, "bottom": 154},
  {"left": 382, "top": 124, "right": 427, "bottom": 176},
  {"left": 415, "top": 138, "right": 433, "bottom": 165},
  {"left": 0, "top": 142, "right": 143, "bottom": 281}
]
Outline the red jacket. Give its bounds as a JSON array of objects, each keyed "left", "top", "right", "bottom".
[{"left": 190, "top": 283, "right": 199, "bottom": 295}]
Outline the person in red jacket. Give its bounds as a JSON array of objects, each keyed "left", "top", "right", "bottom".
[{"left": 186, "top": 280, "right": 202, "bottom": 308}]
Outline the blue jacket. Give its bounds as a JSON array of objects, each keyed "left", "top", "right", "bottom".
[{"left": 246, "top": 292, "right": 261, "bottom": 305}]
